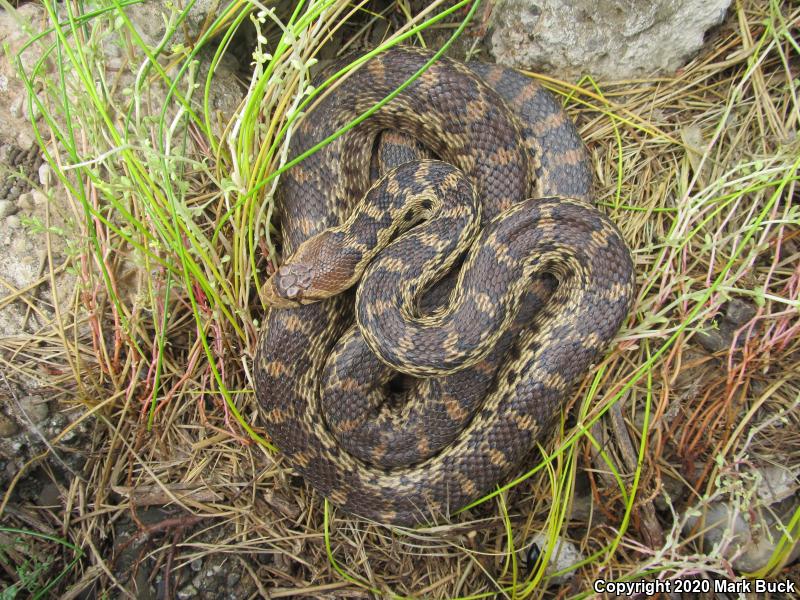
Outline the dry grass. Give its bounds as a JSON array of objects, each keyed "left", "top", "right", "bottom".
[{"left": 0, "top": 0, "right": 798, "bottom": 598}]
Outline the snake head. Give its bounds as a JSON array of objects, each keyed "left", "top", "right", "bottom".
[{"left": 263, "top": 230, "right": 361, "bottom": 308}]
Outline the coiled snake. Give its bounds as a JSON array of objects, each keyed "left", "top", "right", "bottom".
[{"left": 255, "top": 47, "right": 635, "bottom": 525}]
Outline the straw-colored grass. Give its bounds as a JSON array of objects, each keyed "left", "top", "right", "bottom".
[{"left": 0, "top": 0, "right": 797, "bottom": 597}]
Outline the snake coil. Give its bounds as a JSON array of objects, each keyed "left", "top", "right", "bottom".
[{"left": 255, "top": 47, "right": 634, "bottom": 525}]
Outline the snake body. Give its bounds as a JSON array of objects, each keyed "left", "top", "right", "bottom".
[{"left": 255, "top": 47, "right": 635, "bottom": 525}]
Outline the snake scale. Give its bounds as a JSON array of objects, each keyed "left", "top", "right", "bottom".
[{"left": 255, "top": 47, "right": 635, "bottom": 525}]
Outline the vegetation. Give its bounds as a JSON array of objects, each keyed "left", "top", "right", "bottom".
[{"left": 0, "top": 0, "right": 797, "bottom": 597}]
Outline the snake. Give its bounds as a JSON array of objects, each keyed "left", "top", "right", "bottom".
[{"left": 254, "top": 47, "right": 635, "bottom": 525}]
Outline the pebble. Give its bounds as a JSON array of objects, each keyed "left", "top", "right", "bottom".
[
  {"left": 757, "top": 465, "right": 798, "bottom": 503},
  {"left": 11, "top": 235, "right": 31, "bottom": 253},
  {"left": 684, "top": 502, "right": 799, "bottom": 572},
  {"left": 569, "top": 492, "right": 593, "bottom": 521},
  {"left": 5, "top": 215, "right": 21, "bottom": 229},
  {"left": 724, "top": 298, "right": 757, "bottom": 326},
  {"left": 38, "top": 163, "right": 54, "bottom": 187},
  {"left": 22, "top": 96, "right": 40, "bottom": 121},
  {"left": 32, "top": 190, "right": 48, "bottom": 206},
  {"left": 0, "top": 200, "right": 16, "bottom": 218},
  {"left": 682, "top": 464, "right": 800, "bottom": 572},
  {"left": 517, "top": 533, "right": 584, "bottom": 584},
  {"left": 16, "top": 130, "right": 35, "bottom": 149},
  {"left": 9, "top": 96, "right": 24, "bottom": 119},
  {"left": 17, "top": 192, "right": 34, "bottom": 211},
  {"left": 0, "top": 413, "right": 19, "bottom": 437},
  {"left": 107, "top": 56, "right": 124, "bottom": 71},
  {"left": 19, "top": 395, "right": 50, "bottom": 423},
  {"left": 38, "top": 482, "right": 61, "bottom": 506},
  {"left": 176, "top": 584, "right": 197, "bottom": 600}
]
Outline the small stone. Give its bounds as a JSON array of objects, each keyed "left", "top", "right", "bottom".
[
  {"left": 19, "top": 395, "right": 49, "bottom": 423},
  {"left": 0, "top": 200, "right": 16, "bottom": 218},
  {"left": 176, "top": 584, "right": 197, "bottom": 600},
  {"left": 0, "top": 413, "right": 19, "bottom": 437},
  {"left": 16, "top": 130, "right": 35, "bottom": 149},
  {"left": 38, "top": 163, "right": 54, "bottom": 187},
  {"left": 756, "top": 465, "right": 798, "bottom": 504},
  {"left": 107, "top": 56, "right": 124, "bottom": 71},
  {"left": 103, "top": 43, "right": 122, "bottom": 59},
  {"left": 683, "top": 503, "right": 800, "bottom": 572},
  {"left": 17, "top": 192, "right": 35, "bottom": 211},
  {"left": 22, "top": 96, "right": 40, "bottom": 121},
  {"left": 9, "top": 96, "right": 24, "bottom": 119},
  {"left": 517, "top": 533, "right": 584, "bottom": 584},
  {"left": 31, "top": 190, "right": 48, "bottom": 206},
  {"left": 724, "top": 298, "right": 757, "bottom": 326},
  {"left": 38, "top": 482, "right": 61, "bottom": 506},
  {"left": 5, "top": 215, "right": 21, "bottom": 229},
  {"left": 11, "top": 236, "right": 30, "bottom": 253},
  {"left": 694, "top": 327, "right": 727, "bottom": 353},
  {"left": 569, "top": 492, "right": 593, "bottom": 521},
  {"left": 190, "top": 558, "right": 202, "bottom": 572}
]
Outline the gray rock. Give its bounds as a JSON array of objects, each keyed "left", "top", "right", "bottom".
[
  {"left": 126, "top": 0, "right": 225, "bottom": 47},
  {"left": 38, "top": 482, "right": 61, "bottom": 506},
  {"left": 16, "top": 192, "right": 34, "bottom": 211},
  {"left": 490, "top": 0, "right": 732, "bottom": 80},
  {"left": 0, "top": 199, "right": 16, "bottom": 218},
  {"left": 9, "top": 96, "right": 23, "bottom": 119},
  {"left": 0, "top": 413, "right": 18, "bottom": 437},
  {"left": 15, "top": 129, "right": 35, "bottom": 149},
  {"left": 682, "top": 464, "right": 800, "bottom": 573},
  {"left": 684, "top": 501, "right": 800, "bottom": 573},
  {"left": 757, "top": 465, "right": 798, "bottom": 504},
  {"left": 695, "top": 297, "right": 758, "bottom": 353},
  {"left": 694, "top": 326, "right": 728, "bottom": 353},
  {"left": 38, "top": 163, "right": 53, "bottom": 187},
  {"left": 517, "top": 533, "right": 584, "bottom": 584},
  {"left": 176, "top": 584, "right": 198, "bottom": 600},
  {"left": 19, "top": 394, "right": 50, "bottom": 423},
  {"left": 724, "top": 298, "right": 757, "bottom": 326}
]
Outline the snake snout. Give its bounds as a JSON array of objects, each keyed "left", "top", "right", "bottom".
[
  {"left": 264, "top": 230, "right": 362, "bottom": 308},
  {"left": 263, "top": 263, "right": 313, "bottom": 308}
]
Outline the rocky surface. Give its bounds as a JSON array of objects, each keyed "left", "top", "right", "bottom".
[
  {"left": 126, "top": 0, "right": 228, "bottom": 47},
  {"left": 0, "top": 4, "right": 74, "bottom": 345},
  {"left": 489, "top": 0, "right": 733, "bottom": 80},
  {"left": 683, "top": 464, "right": 800, "bottom": 572},
  {"left": 0, "top": 2, "right": 244, "bottom": 344}
]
